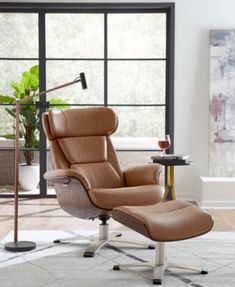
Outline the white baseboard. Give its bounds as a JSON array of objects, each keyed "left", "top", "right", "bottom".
[
  {"left": 201, "top": 201, "right": 235, "bottom": 209},
  {"left": 200, "top": 177, "right": 235, "bottom": 209}
]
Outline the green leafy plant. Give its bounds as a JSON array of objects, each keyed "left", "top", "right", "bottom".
[{"left": 0, "top": 65, "right": 68, "bottom": 165}]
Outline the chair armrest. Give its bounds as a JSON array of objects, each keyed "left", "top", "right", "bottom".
[
  {"left": 44, "top": 169, "right": 91, "bottom": 191},
  {"left": 123, "top": 164, "right": 162, "bottom": 187}
]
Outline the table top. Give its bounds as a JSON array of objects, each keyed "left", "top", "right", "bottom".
[{"left": 151, "top": 156, "right": 193, "bottom": 166}]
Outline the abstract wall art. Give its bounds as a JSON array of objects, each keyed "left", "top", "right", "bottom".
[{"left": 209, "top": 30, "right": 235, "bottom": 176}]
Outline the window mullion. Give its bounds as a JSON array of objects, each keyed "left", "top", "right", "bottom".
[
  {"left": 38, "top": 11, "right": 47, "bottom": 196},
  {"left": 104, "top": 12, "right": 108, "bottom": 107}
]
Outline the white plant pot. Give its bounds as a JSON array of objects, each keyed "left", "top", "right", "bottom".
[{"left": 19, "top": 164, "right": 40, "bottom": 191}]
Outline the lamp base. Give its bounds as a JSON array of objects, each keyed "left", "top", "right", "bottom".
[{"left": 4, "top": 241, "right": 36, "bottom": 252}]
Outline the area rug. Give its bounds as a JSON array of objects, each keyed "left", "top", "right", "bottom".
[{"left": 0, "top": 231, "right": 235, "bottom": 287}]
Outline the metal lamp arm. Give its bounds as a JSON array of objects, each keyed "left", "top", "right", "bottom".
[{"left": 20, "top": 76, "right": 82, "bottom": 104}]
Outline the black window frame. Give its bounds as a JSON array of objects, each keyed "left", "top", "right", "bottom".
[{"left": 0, "top": 2, "right": 175, "bottom": 198}]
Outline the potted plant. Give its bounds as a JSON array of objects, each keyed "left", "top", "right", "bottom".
[{"left": 0, "top": 65, "right": 68, "bottom": 190}]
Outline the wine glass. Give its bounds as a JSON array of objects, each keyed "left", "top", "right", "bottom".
[{"left": 158, "top": 134, "right": 171, "bottom": 155}]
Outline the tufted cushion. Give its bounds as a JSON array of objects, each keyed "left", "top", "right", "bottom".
[
  {"left": 47, "top": 107, "right": 118, "bottom": 139},
  {"left": 58, "top": 136, "right": 107, "bottom": 164}
]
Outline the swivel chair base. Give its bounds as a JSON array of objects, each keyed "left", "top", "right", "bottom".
[{"left": 53, "top": 219, "right": 154, "bottom": 257}]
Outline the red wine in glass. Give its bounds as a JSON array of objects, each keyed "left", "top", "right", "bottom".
[{"left": 158, "top": 135, "right": 171, "bottom": 155}]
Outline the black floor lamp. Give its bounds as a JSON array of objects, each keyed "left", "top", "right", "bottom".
[{"left": 4, "top": 73, "right": 87, "bottom": 252}]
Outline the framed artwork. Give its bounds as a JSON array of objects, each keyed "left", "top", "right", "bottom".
[{"left": 209, "top": 30, "right": 235, "bottom": 176}]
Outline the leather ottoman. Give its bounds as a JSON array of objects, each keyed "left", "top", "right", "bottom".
[{"left": 112, "top": 200, "right": 213, "bottom": 285}]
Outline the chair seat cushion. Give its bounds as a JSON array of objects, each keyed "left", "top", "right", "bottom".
[
  {"left": 112, "top": 200, "right": 213, "bottom": 242},
  {"left": 88, "top": 185, "right": 163, "bottom": 210}
]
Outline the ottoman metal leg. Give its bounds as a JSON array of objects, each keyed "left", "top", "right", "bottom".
[
  {"left": 113, "top": 242, "right": 208, "bottom": 285},
  {"left": 153, "top": 242, "right": 166, "bottom": 285},
  {"left": 167, "top": 262, "right": 208, "bottom": 273},
  {"left": 113, "top": 242, "right": 166, "bottom": 284}
]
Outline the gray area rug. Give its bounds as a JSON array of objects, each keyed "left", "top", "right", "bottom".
[{"left": 0, "top": 231, "right": 235, "bottom": 287}]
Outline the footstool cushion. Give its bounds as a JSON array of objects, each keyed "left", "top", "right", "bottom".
[{"left": 112, "top": 200, "right": 213, "bottom": 242}]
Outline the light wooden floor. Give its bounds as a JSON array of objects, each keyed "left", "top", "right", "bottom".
[{"left": 1, "top": 198, "right": 235, "bottom": 240}]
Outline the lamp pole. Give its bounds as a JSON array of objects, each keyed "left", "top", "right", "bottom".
[{"left": 4, "top": 73, "right": 87, "bottom": 252}]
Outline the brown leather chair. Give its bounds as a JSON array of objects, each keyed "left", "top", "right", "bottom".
[{"left": 42, "top": 107, "right": 163, "bottom": 257}]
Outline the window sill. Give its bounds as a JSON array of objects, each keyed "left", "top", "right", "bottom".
[
  {"left": 0, "top": 137, "right": 159, "bottom": 151},
  {"left": 112, "top": 137, "right": 158, "bottom": 150}
]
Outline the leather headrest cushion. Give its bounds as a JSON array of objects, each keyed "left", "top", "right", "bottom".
[{"left": 46, "top": 107, "right": 118, "bottom": 138}]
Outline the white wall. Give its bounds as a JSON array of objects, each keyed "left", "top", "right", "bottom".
[
  {"left": 173, "top": 0, "right": 235, "bottom": 201},
  {"left": 2, "top": 0, "right": 235, "bottom": 201}
]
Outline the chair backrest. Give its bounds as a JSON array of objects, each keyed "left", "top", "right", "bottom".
[{"left": 43, "top": 107, "right": 124, "bottom": 189}]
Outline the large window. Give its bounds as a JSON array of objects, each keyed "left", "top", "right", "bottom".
[
  {"left": 0, "top": 3, "right": 174, "bottom": 197},
  {"left": 45, "top": 11, "right": 172, "bottom": 147}
]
